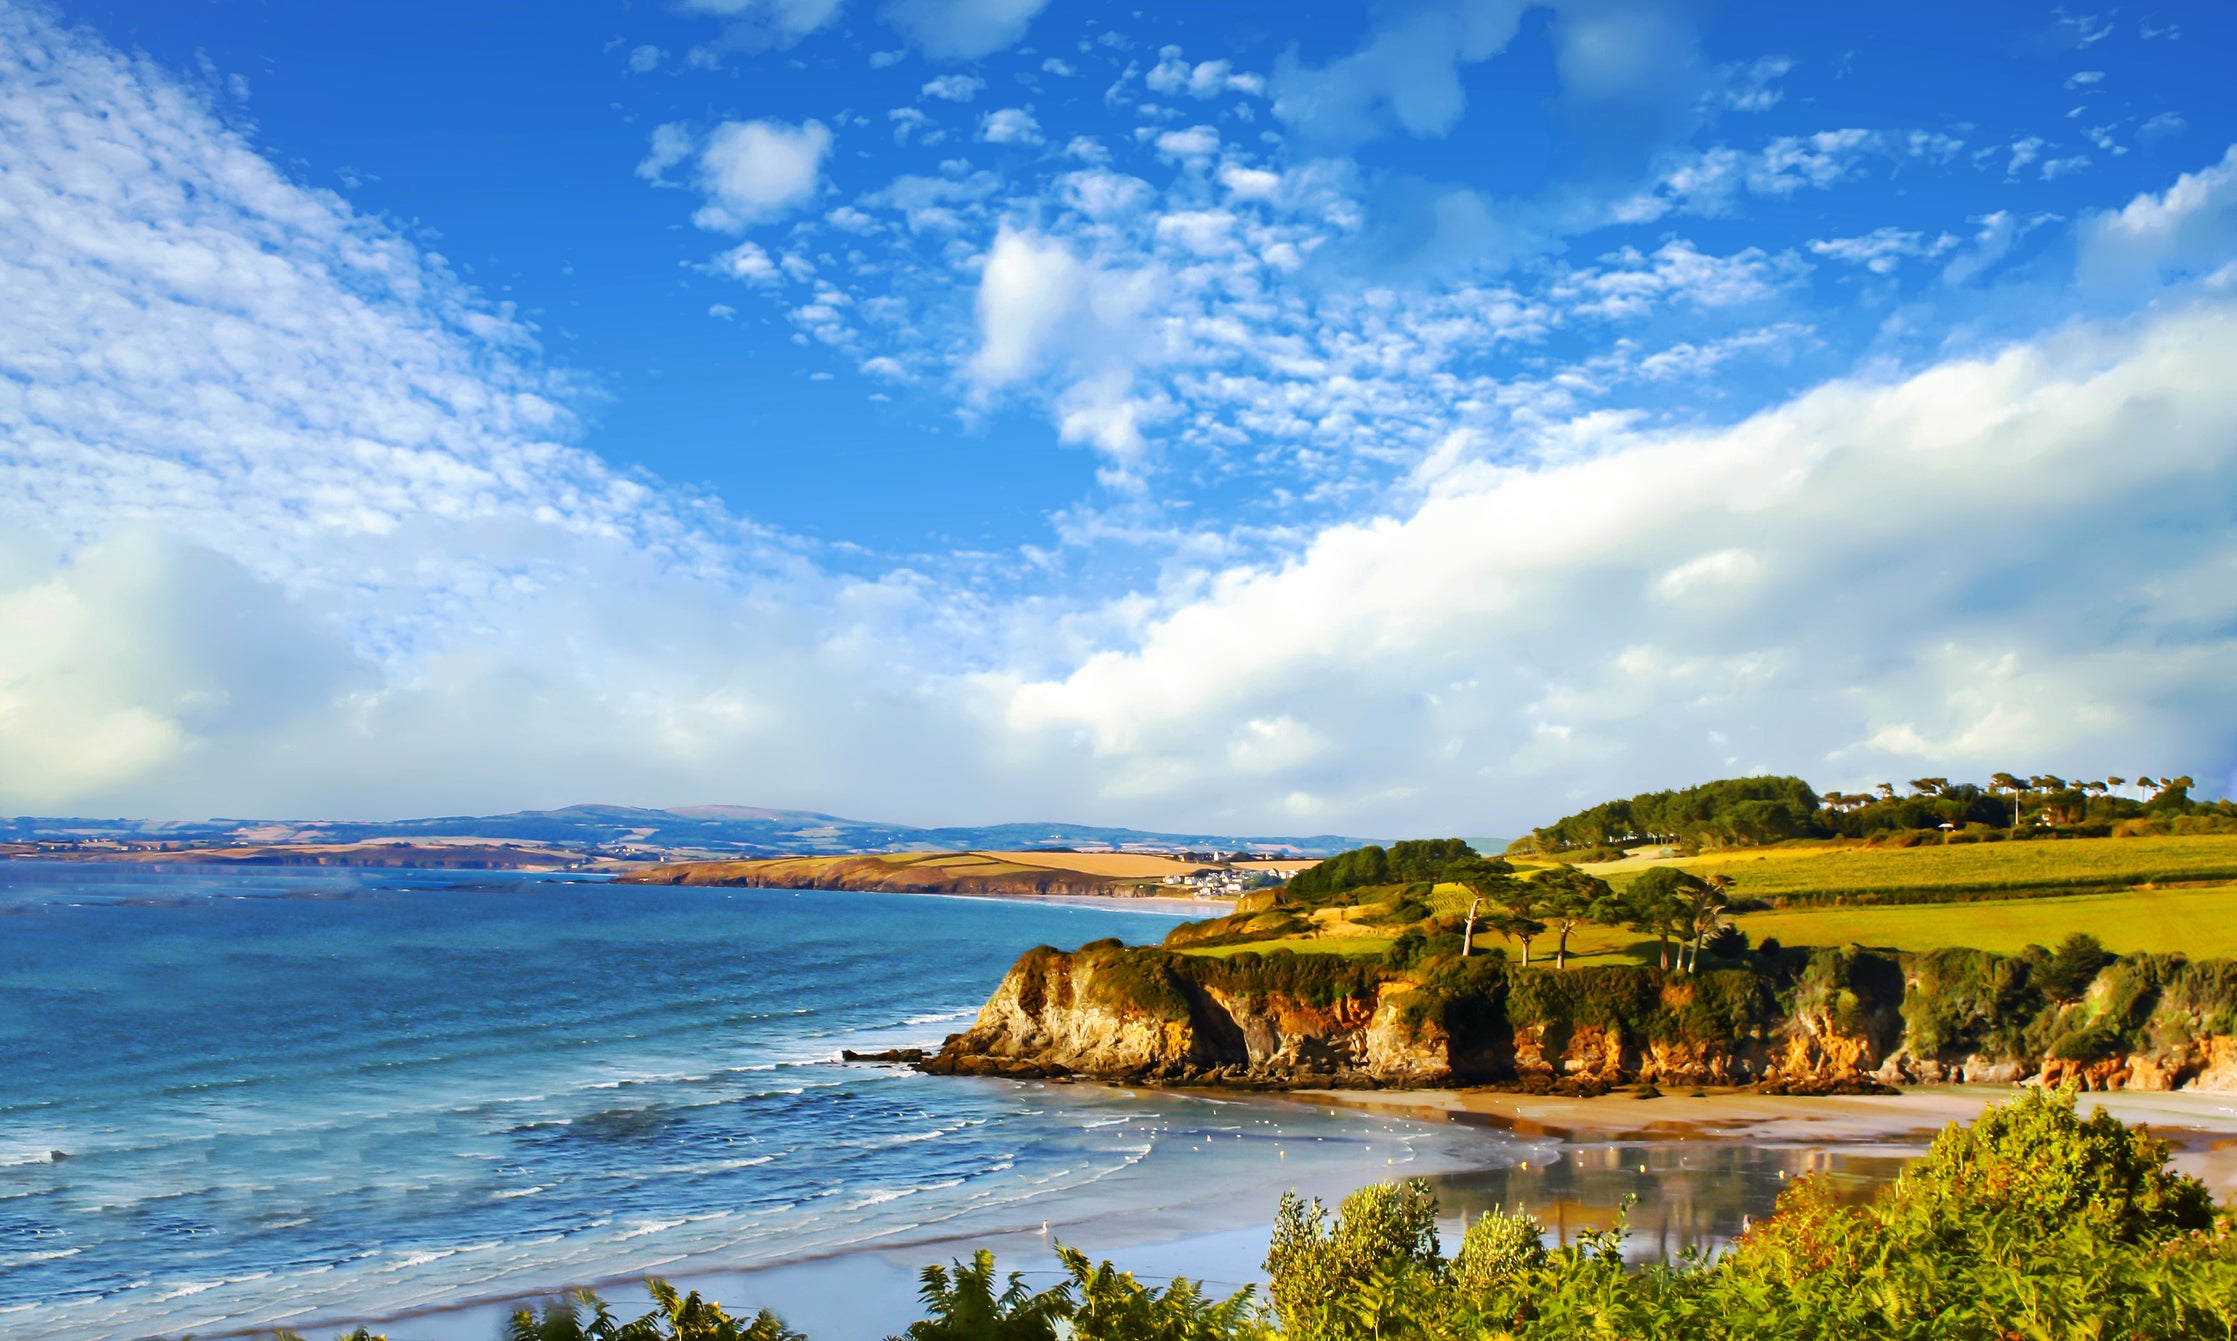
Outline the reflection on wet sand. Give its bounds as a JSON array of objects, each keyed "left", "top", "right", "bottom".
[{"left": 1425, "top": 1139, "right": 1914, "bottom": 1261}]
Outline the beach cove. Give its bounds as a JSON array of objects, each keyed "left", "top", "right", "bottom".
[{"left": 0, "top": 865, "right": 1483, "bottom": 1341}]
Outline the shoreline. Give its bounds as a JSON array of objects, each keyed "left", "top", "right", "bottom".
[
  {"left": 257, "top": 1084, "right": 1485, "bottom": 1341},
  {"left": 253, "top": 1082, "right": 2237, "bottom": 1341},
  {"left": 1286, "top": 1083, "right": 2237, "bottom": 1199}
]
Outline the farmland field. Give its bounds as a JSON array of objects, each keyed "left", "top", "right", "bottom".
[
  {"left": 1580, "top": 833, "right": 2237, "bottom": 904},
  {"left": 986, "top": 850, "right": 1207, "bottom": 878},
  {"left": 1732, "top": 883, "right": 2237, "bottom": 958}
]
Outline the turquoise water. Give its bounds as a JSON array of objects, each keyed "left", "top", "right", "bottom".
[{"left": 0, "top": 864, "right": 1486, "bottom": 1340}]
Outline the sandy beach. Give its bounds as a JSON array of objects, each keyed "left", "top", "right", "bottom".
[
  {"left": 296, "top": 1080, "right": 2237, "bottom": 1341},
  {"left": 1293, "top": 1083, "right": 2237, "bottom": 1200}
]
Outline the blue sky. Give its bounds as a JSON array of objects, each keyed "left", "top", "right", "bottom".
[{"left": 2, "top": 0, "right": 2235, "bottom": 833}]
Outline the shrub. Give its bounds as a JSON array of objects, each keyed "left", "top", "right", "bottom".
[{"left": 1263, "top": 1180, "right": 1441, "bottom": 1337}]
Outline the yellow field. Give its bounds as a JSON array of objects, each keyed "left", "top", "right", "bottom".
[{"left": 985, "top": 851, "right": 1207, "bottom": 878}]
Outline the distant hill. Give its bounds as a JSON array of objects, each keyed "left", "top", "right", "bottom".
[{"left": 0, "top": 804, "right": 1367, "bottom": 859}]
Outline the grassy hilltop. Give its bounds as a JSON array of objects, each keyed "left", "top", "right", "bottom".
[{"left": 1164, "top": 774, "right": 2237, "bottom": 965}]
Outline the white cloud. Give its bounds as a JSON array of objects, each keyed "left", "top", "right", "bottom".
[
  {"left": 1270, "top": 0, "right": 1529, "bottom": 144},
  {"left": 14, "top": 5, "right": 2237, "bottom": 836},
  {"left": 1153, "top": 124, "right": 1219, "bottom": 161},
  {"left": 1145, "top": 46, "right": 1265, "bottom": 100},
  {"left": 1060, "top": 169, "right": 1153, "bottom": 218},
  {"left": 691, "top": 118, "right": 833, "bottom": 231},
  {"left": 966, "top": 228, "right": 1083, "bottom": 385},
  {"left": 995, "top": 297, "right": 2237, "bottom": 824},
  {"left": 1751, "top": 128, "right": 1877, "bottom": 193},
  {"left": 2079, "top": 143, "right": 2237, "bottom": 295},
  {"left": 1716, "top": 54, "right": 1792, "bottom": 112},
  {"left": 921, "top": 73, "right": 984, "bottom": 101},
  {"left": 1556, "top": 241, "right": 1794, "bottom": 318},
  {"left": 1042, "top": 57, "right": 1075, "bottom": 77},
  {"left": 979, "top": 107, "right": 1043, "bottom": 145},
  {"left": 882, "top": 0, "right": 1049, "bottom": 60},
  {"left": 1217, "top": 163, "right": 1282, "bottom": 201},
  {"left": 626, "top": 44, "right": 665, "bottom": 74},
  {"left": 636, "top": 122, "right": 694, "bottom": 182},
  {"left": 888, "top": 106, "right": 930, "bottom": 144},
  {"left": 677, "top": 0, "right": 847, "bottom": 54},
  {"left": 715, "top": 240, "right": 781, "bottom": 282},
  {"left": 1808, "top": 227, "right": 1957, "bottom": 274}
]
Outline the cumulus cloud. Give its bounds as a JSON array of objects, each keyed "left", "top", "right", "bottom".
[
  {"left": 1272, "top": 0, "right": 1529, "bottom": 144},
  {"left": 691, "top": 118, "right": 833, "bottom": 230},
  {"left": 11, "top": 4, "right": 2237, "bottom": 835},
  {"left": 967, "top": 228, "right": 1084, "bottom": 385},
  {"left": 636, "top": 122, "right": 694, "bottom": 182},
  {"left": 2079, "top": 143, "right": 2237, "bottom": 296},
  {"left": 677, "top": 0, "right": 847, "bottom": 56},
  {"left": 1145, "top": 46, "right": 1265, "bottom": 100},
  {"left": 921, "top": 73, "right": 984, "bottom": 102},
  {"left": 882, "top": 0, "right": 1049, "bottom": 60},
  {"left": 997, "top": 297, "right": 2237, "bottom": 825},
  {"left": 979, "top": 107, "right": 1043, "bottom": 145}
]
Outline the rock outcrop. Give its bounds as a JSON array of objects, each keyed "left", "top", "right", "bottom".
[
  {"left": 917, "top": 944, "right": 1888, "bottom": 1091},
  {"left": 917, "top": 941, "right": 2237, "bottom": 1096}
]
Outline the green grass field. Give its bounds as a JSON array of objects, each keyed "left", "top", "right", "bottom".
[
  {"left": 1178, "top": 885, "right": 2237, "bottom": 965},
  {"left": 1733, "top": 883, "right": 2237, "bottom": 958},
  {"left": 1585, "top": 833, "right": 2237, "bottom": 903},
  {"left": 1163, "top": 834, "right": 2237, "bottom": 966}
]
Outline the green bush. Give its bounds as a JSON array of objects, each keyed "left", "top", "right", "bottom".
[{"left": 1254, "top": 1086, "right": 2235, "bottom": 1341}]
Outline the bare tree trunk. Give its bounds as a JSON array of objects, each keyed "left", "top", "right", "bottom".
[
  {"left": 1462, "top": 896, "right": 1480, "bottom": 958},
  {"left": 1556, "top": 925, "right": 1570, "bottom": 969},
  {"left": 1657, "top": 934, "right": 1669, "bottom": 970}
]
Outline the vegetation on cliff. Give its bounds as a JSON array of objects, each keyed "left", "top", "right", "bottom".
[
  {"left": 932, "top": 923, "right": 2237, "bottom": 1093},
  {"left": 1511, "top": 771, "right": 2235, "bottom": 858}
]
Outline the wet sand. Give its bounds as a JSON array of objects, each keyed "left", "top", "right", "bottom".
[{"left": 1295, "top": 1084, "right": 2237, "bottom": 1200}]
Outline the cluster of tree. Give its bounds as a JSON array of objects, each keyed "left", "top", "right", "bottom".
[
  {"left": 1285, "top": 839, "right": 1477, "bottom": 898},
  {"left": 1513, "top": 772, "right": 2229, "bottom": 856},
  {"left": 1410, "top": 854, "right": 1740, "bottom": 972},
  {"left": 327, "top": 1088, "right": 2233, "bottom": 1340},
  {"left": 1509, "top": 777, "right": 1823, "bottom": 855}
]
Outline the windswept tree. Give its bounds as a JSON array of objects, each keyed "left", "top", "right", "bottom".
[
  {"left": 1534, "top": 865, "right": 1618, "bottom": 969},
  {"left": 1489, "top": 885, "right": 1548, "bottom": 966},
  {"left": 1682, "top": 873, "right": 1737, "bottom": 971},
  {"left": 1989, "top": 772, "right": 2028, "bottom": 827},
  {"left": 1622, "top": 867, "right": 1705, "bottom": 971},
  {"left": 1444, "top": 855, "right": 1516, "bottom": 959}
]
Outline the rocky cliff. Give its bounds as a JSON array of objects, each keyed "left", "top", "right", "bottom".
[{"left": 917, "top": 942, "right": 2237, "bottom": 1094}]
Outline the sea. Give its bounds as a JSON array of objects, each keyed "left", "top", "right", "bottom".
[
  {"left": 0, "top": 862, "right": 1916, "bottom": 1341},
  {"left": 0, "top": 864, "right": 1537, "bottom": 1340}
]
